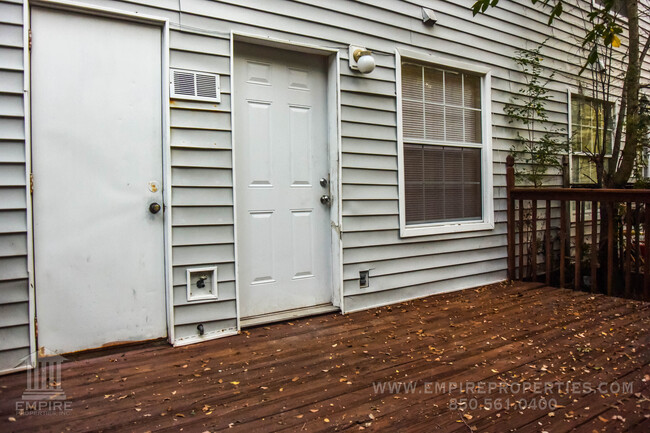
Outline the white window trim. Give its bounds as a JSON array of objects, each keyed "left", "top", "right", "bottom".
[{"left": 396, "top": 48, "right": 494, "bottom": 237}]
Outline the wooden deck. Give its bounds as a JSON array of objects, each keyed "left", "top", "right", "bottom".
[{"left": 1, "top": 281, "right": 649, "bottom": 432}]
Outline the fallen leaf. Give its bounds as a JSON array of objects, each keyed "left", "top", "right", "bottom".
[
  {"left": 8, "top": 417, "right": 16, "bottom": 422},
  {"left": 230, "top": 381, "right": 240, "bottom": 385},
  {"left": 324, "top": 418, "right": 330, "bottom": 423},
  {"left": 292, "top": 377, "right": 299, "bottom": 382}
]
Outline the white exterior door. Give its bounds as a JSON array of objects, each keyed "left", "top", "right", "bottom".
[
  {"left": 234, "top": 43, "right": 333, "bottom": 320},
  {"left": 31, "top": 8, "right": 167, "bottom": 354}
]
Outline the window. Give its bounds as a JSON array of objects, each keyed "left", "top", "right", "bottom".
[
  {"left": 570, "top": 95, "right": 613, "bottom": 184},
  {"left": 397, "top": 50, "right": 493, "bottom": 237}
]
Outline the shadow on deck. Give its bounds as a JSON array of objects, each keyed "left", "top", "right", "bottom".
[{"left": 0, "top": 281, "right": 648, "bottom": 432}]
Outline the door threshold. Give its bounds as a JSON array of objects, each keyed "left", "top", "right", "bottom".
[{"left": 241, "top": 304, "right": 340, "bottom": 328}]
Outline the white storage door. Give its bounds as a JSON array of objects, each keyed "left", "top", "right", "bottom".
[{"left": 31, "top": 8, "right": 167, "bottom": 354}]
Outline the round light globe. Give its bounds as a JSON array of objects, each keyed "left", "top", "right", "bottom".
[{"left": 356, "top": 54, "right": 376, "bottom": 74}]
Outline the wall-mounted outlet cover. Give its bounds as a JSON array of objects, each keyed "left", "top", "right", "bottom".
[{"left": 359, "top": 270, "right": 370, "bottom": 288}]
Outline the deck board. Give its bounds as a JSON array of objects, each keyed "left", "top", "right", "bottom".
[{"left": 0, "top": 281, "right": 648, "bottom": 432}]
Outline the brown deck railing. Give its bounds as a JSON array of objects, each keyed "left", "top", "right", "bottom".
[{"left": 506, "top": 155, "right": 650, "bottom": 300}]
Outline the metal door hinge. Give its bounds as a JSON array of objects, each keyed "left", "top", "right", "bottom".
[
  {"left": 34, "top": 317, "right": 38, "bottom": 338},
  {"left": 28, "top": 29, "right": 32, "bottom": 50},
  {"left": 30, "top": 173, "right": 34, "bottom": 194}
]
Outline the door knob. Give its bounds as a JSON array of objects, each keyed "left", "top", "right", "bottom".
[
  {"left": 320, "top": 195, "right": 331, "bottom": 206},
  {"left": 320, "top": 177, "right": 328, "bottom": 187},
  {"left": 149, "top": 202, "right": 161, "bottom": 214}
]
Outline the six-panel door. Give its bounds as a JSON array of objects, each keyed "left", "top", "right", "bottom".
[{"left": 234, "top": 42, "right": 333, "bottom": 319}]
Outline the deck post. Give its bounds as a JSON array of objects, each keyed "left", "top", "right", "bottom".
[
  {"left": 643, "top": 203, "right": 650, "bottom": 301},
  {"left": 625, "top": 202, "right": 632, "bottom": 296},
  {"left": 607, "top": 202, "right": 614, "bottom": 296},
  {"left": 506, "top": 155, "right": 516, "bottom": 280},
  {"left": 560, "top": 200, "right": 567, "bottom": 288},
  {"left": 531, "top": 199, "right": 538, "bottom": 281},
  {"left": 545, "top": 200, "right": 551, "bottom": 286},
  {"left": 591, "top": 201, "right": 598, "bottom": 293},
  {"left": 575, "top": 201, "right": 582, "bottom": 290}
]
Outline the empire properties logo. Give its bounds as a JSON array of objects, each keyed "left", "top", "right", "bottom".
[{"left": 15, "top": 349, "right": 71, "bottom": 416}]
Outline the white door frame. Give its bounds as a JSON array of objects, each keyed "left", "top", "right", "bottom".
[
  {"left": 25, "top": 0, "right": 174, "bottom": 359},
  {"left": 230, "top": 32, "right": 344, "bottom": 330}
]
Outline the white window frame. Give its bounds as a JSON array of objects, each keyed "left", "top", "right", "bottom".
[{"left": 396, "top": 48, "right": 494, "bottom": 237}]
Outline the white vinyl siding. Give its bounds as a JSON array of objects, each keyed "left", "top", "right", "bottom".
[
  {"left": 168, "top": 29, "right": 237, "bottom": 342},
  {"left": 0, "top": 0, "right": 31, "bottom": 373},
  {"left": 1, "top": 0, "right": 649, "bottom": 371}
]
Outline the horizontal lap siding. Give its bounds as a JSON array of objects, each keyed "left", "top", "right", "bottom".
[
  {"left": 0, "top": 0, "right": 30, "bottom": 372},
  {"left": 172, "top": 0, "right": 519, "bottom": 313},
  {"left": 169, "top": 29, "right": 237, "bottom": 342},
  {"left": 2, "top": 0, "right": 647, "bottom": 365},
  {"left": 339, "top": 58, "right": 507, "bottom": 309},
  {"left": 70, "top": 0, "right": 650, "bottom": 317}
]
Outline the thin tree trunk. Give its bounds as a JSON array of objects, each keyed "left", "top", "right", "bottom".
[{"left": 611, "top": 0, "right": 641, "bottom": 186}]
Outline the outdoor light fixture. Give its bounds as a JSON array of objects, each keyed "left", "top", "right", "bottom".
[{"left": 349, "top": 45, "right": 376, "bottom": 74}]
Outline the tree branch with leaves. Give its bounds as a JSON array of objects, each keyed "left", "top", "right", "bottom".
[{"left": 473, "top": 0, "right": 650, "bottom": 188}]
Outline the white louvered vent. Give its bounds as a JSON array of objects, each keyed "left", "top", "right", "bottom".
[{"left": 170, "top": 69, "right": 220, "bottom": 102}]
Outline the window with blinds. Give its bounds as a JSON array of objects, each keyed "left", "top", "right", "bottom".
[{"left": 401, "top": 61, "right": 483, "bottom": 224}]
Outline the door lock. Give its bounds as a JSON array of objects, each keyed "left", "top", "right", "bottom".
[
  {"left": 149, "top": 202, "right": 161, "bottom": 214},
  {"left": 320, "top": 177, "right": 328, "bottom": 187},
  {"left": 320, "top": 195, "right": 331, "bottom": 206}
]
